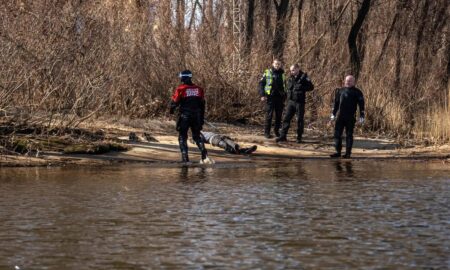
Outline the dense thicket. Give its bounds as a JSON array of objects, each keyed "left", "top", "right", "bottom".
[{"left": 0, "top": 0, "right": 449, "bottom": 141}]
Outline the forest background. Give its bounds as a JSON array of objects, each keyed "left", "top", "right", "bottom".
[{"left": 1, "top": 0, "right": 449, "bottom": 143}]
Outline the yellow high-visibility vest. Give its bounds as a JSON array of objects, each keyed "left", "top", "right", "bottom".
[{"left": 264, "top": 69, "right": 286, "bottom": 95}]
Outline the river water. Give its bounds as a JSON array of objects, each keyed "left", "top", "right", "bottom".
[{"left": 0, "top": 160, "right": 449, "bottom": 269}]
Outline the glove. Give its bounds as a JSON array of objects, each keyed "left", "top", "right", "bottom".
[
  {"left": 359, "top": 117, "right": 365, "bottom": 124},
  {"left": 330, "top": 114, "right": 335, "bottom": 121}
]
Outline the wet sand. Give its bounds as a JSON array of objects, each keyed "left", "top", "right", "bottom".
[{"left": 1, "top": 119, "right": 449, "bottom": 167}]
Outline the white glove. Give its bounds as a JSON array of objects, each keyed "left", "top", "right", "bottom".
[
  {"left": 359, "top": 117, "right": 365, "bottom": 124},
  {"left": 330, "top": 114, "right": 335, "bottom": 121}
]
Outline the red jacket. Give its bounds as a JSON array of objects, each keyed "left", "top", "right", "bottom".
[{"left": 170, "top": 83, "right": 205, "bottom": 115}]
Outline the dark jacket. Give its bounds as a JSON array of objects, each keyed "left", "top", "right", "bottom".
[
  {"left": 286, "top": 72, "right": 314, "bottom": 103},
  {"left": 258, "top": 68, "right": 286, "bottom": 99},
  {"left": 332, "top": 87, "right": 365, "bottom": 119}
]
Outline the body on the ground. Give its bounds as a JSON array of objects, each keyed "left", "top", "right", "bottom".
[{"left": 201, "top": 131, "right": 257, "bottom": 155}]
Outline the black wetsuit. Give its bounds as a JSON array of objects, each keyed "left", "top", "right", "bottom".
[
  {"left": 332, "top": 86, "right": 365, "bottom": 156},
  {"left": 259, "top": 68, "right": 286, "bottom": 137},
  {"left": 170, "top": 82, "right": 207, "bottom": 162},
  {"left": 279, "top": 71, "right": 314, "bottom": 141}
]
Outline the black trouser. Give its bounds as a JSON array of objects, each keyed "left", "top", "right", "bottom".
[
  {"left": 210, "top": 135, "right": 239, "bottom": 154},
  {"left": 177, "top": 112, "right": 207, "bottom": 160},
  {"left": 334, "top": 116, "right": 355, "bottom": 155},
  {"left": 265, "top": 97, "right": 284, "bottom": 136},
  {"left": 280, "top": 100, "right": 305, "bottom": 140}
]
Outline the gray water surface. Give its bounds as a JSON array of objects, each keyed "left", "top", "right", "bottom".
[{"left": 0, "top": 160, "right": 449, "bottom": 269}]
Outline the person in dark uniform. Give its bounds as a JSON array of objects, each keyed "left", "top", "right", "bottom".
[
  {"left": 200, "top": 131, "right": 257, "bottom": 155},
  {"left": 330, "top": 75, "right": 365, "bottom": 158},
  {"left": 276, "top": 64, "right": 314, "bottom": 143},
  {"left": 170, "top": 70, "right": 212, "bottom": 163},
  {"left": 259, "top": 59, "right": 286, "bottom": 139}
]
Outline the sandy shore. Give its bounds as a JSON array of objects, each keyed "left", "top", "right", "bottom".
[{"left": 1, "top": 119, "right": 449, "bottom": 167}]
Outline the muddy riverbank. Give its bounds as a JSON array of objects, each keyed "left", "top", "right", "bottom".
[{"left": 1, "top": 118, "right": 449, "bottom": 167}]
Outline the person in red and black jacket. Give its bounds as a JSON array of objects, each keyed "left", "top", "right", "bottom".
[{"left": 169, "top": 70, "right": 209, "bottom": 163}]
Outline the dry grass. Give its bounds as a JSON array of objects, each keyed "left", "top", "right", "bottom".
[
  {"left": 414, "top": 106, "right": 450, "bottom": 144},
  {"left": 0, "top": 0, "right": 448, "bottom": 143}
]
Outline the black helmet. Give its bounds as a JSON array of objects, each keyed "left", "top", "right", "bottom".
[
  {"left": 179, "top": 70, "right": 192, "bottom": 78},
  {"left": 179, "top": 70, "right": 193, "bottom": 84}
]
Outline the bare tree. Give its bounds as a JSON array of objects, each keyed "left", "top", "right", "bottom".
[
  {"left": 347, "top": 0, "right": 371, "bottom": 78},
  {"left": 244, "top": 0, "right": 256, "bottom": 57},
  {"left": 272, "top": 0, "right": 290, "bottom": 58}
]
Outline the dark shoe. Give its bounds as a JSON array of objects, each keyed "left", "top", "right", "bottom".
[
  {"left": 264, "top": 134, "right": 273, "bottom": 139},
  {"left": 182, "top": 153, "right": 189, "bottom": 162},
  {"left": 234, "top": 144, "right": 240, "bottom": 153},
  {"left": 296, "top": 138, "right": 302, "bottom": 143},
  {"left": 275, "top": 136, "right": 287, "bottom": 142},
  {"left": 342, "top": 153, "right": 351, "bottom": 159},
  {"left": 242, "top": 145, "right": 257, "bottom": 155},
  {"left": 144, "top": 132, "right": 158, "bottom": 142},
  {"left": 274, "top": 131, "right": 280, "bottom": 137},
  {"left": 330, "top": 153, "right": 341, "bottom": 158},
  {"left": 129, "top": 132, "right": 139, "bottom": 142}
]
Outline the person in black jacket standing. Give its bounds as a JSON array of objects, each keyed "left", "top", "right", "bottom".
[
  {"left": 259, "top": 59, "right": 286, "bottom": 138},
  {"left": 330, "top": 75, "right": 365, "bottom": 158},
  {"left": 276, "top": 64, "right": 314, "bottom": 143}
]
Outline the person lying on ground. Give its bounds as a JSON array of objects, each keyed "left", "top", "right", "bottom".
[{"left": 200, "top": 131, "right": 257, "bottom": 155}]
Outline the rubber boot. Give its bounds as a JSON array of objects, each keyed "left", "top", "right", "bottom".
[
  {"left": 181, "top": 152, "right": 190, "bottom": 162},
  {"left": 274, "top": 130, "right": 280, "bottom": 138},
  {"left": 276, "top": 135, "right": 287, "bottom": 142},
  {"left": 240, "top": 145, "right": 257, "bottom": 155},
  {"left": 194, "top": 139, "right": 208, "bottom": 160},
  {"left": 179, "top": 135, "right": 190, "bottom": 162},
  {"left": 330, "top": 138, "right": 342, "bottom": 158},
  {"left": 343, "top": 135, "right": 353, "bottom": 158}
]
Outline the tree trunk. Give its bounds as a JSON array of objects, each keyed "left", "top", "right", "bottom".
[
  {"left": 374, "top": 1, "right": 407, "bottom": 68},
  {"left": 272, "top": 0, "right": 290, "bottom": 59},
  {"left": 296, "top": 0, "right": 304, "bottom": 53},
  {"left": 261, "top": 0, "right": 273, "bottom": 49},
  {"left": 244, "top": 0, "right": 255, "bottom": 57},
  {"left": 347, "top": 0, "right": 371, "bottom": 79},
  {"left": 413, "top": 0, "right": 430, "bottom": 86},
  {"left": 176, "top": 0, "right": 186, "bottom": 67},
  {"left": 176, "top": 0, "right": 185, "bottom": 30}
]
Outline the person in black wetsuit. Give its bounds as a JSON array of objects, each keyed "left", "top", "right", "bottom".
[
  {"left": 330, "top": 75, "right": 365, "bottom": 159},
  {"left": 169, "top": 70, "right": 211, "bottom": 163},
  {"left": 259, "top": 59, "right": 286, "bottom": 139},
  {"left": 276, "top": 64, "right": 314, "bottom": 143}
]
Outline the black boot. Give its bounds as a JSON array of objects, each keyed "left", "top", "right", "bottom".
[
  {"left": 274, "top": 130, "right": 280, "bottom": 138},
  {"left": 181, "top": 152, "right": 190, "bottom": 162},
  {"left": 179, "top": 134, "right": 190, "bottom": 163},
  {"left": 275, "top": 135, "right": 287, "bottom": 142},
  {"left": 194, "top": 139, "right": 208, "bottom": 160},
  {"left": 330, "top": 152, "right": 341, "bottom": 158},
  {"left": 343, "top": 147, "right": 352, "bottom": 159},
  {"left": 241, "top": 145, "right": 257, "bottom": 154},
  {"left": 343, "top": 135, "right": 353, "bottom": 159}
]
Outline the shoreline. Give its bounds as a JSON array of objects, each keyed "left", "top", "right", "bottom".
[{"left": 1, "top": 119, "right": 449, "bottom": 168}]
